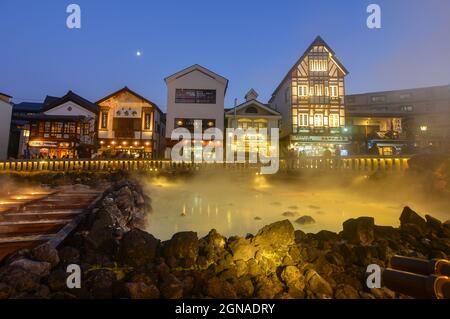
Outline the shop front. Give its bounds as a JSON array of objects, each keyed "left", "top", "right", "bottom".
[
  {"left": 290, "top": 135, "right": 350, "bottom": 157},
  {"left": 28, "top": 140, "right": 76, "bottom": 159},
  {"left": 98, "top": 139, "right": 153, "bottom": 159}
]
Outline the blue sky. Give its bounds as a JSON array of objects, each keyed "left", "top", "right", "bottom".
[{"left": 1, "top": 0, "right": 449, "bottom": 110}]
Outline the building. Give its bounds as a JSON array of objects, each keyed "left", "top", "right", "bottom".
[
  {"left": 269, "top": 36, "right": 350, "bottom": 157},
  {"left": 346, "top": 85, "right": 450, "bottom": 155},
  {"left": 225, "top": 89, "right": 281, "bottom": 155},
  {"left": 164, "top": 64, "right": 228, "bottom": 159},
  {"left": 0, "top": 93, "right": 13, "bottom": 160},
  {"left": 96, "top": 87, "right": 165, "bottom": 159},
  {"left": 20, "top": 91, "right": 99, "bottom": 158}
]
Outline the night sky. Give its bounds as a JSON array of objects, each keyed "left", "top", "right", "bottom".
[{"left": 1, "top": 0, "right": 449, "bottom": 110}]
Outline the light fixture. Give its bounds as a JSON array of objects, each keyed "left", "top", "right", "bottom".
[
  {"left": 100, "top": 141, "right": 104, "bottom": 145},
  {"left": 420, "top": 125, "right": 428, "bottom": 132},
  {"left": 122, "top": 141, "right": 127, "bottom": 145},
  {"left": 111, "top": 141, "right": 116, "bottom": 145},
  {"left": 134, "top": 141, "right": 138, "bottom": 146},
  {"left": 145, "top": 141, "right": 150, "bottom": 146}
]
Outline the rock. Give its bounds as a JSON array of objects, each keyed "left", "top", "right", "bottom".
[
  {"left": 313, "top": 230, "right": 339, "bottom": 242},
  {"left": 163, "top": 232, "right": 199, "bottom": 268},
  {"left": 304, "top": 269, "right": 333, "bottom": 298},
  {"left": 235, "top": 260, "right": 248, "bottom": 277},
  {"left": 254, "top": 216, "right": 262, "bottom": 220},
  {"left": 31, "top": 243, "right": 60, "bottom": 267},
  {"left": 281, "top": 266, "right": 302, "bottom": 285},
  {"left": 10, "top": 258, "right": 51, "bottom": 277},
  {"left": 294, "top": 229, "right": 306, "bottom": 243},
  {"left": 205, "top": 277, "right": 237, "bottom": 299},
  {"left": 335, "top": 284, "right": 360, "bottom": 299},
  {"left": 118, "top": 229, "right": 159, "bottom": 268},
  {"left": 160, "top": 274, "right": 184, "bottom": 299},
  {"left": 254, "top": 275, "right": 284, "bottom": 299},
  {"left": 85, "top": 269, "right": 116, "bottom": 299},
  {"left": 0, "top": 266, "right": 41, "bottom": 293},
  {"left": 342, "top": 217, "right": 375, "bottom": 244},
  {"left": 425, "top": 214, "right": 442, "bottom": 232},
  {"left": 0, "top": 283, "right": 11, "bottom": 299},
  {"left": 47, "top": 268, "right": 69, "bottom": 292},
  {"left": 229, "top": 238, "right": 256, "bottom": 261},
  {"left": 246, "top": 258, "right": 263, "bottom": 277},
  {"left": 58, "top": 246, "right": 80, "bottom": 265},
  {"left": 399, "top": 207, "right": 427, "bottom": 235},
  {"left": 252, "top": 220, "right": 295, "bottom": 247},
  {"left": 126, "top": 282, "right": 160, "bottom": 299},
  {"left": 282, "top": 211, "right": 297, "bottom": 217},
  {"left": 325, "top": 251, "right": 345, "bottom": 267},
  {"left": 295, "top": 215, "right": 316, "bottom": 225},
  {"left": 232, "top": 277, "right": 254, "bottom": 298}
]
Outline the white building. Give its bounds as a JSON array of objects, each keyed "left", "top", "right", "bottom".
[
  {"left": 0, "top": 92, "right": 13, "bottom": 160},
  {"left": 164, "top": 64, "right": 228, "bottom": 158}
]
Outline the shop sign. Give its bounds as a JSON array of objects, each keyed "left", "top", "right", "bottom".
[
  {"left": 291, "top": 135, "right": 349, "bottom": 142},
  {"left": 29, "top": 140, "right": 58, "bottom": 148}
]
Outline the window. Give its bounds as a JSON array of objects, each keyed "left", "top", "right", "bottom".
[
  {"left": 101, "top": 111, "right": 108, "bottom": 129},
  {"left": 310, "top": 59, "right": 327, "bottom": 72},
  {"left": 144, "top": 112, "right": 152, "bottom": 130},
  {"left": 399, "top": 93, "right": 411, "bottom": 100},
  {"left": 245, "top": 106, "right": 258, "bottom": 114},
  {"left": 314, "top": 84, "right": 324, "bottom": 96},
  {"left": 329, "top": 114, "right": 340, "bottom": 127},
  {"left": 314, "top": 114, "right": 323, "bottom": 127},
  {"left": 330, "top": 86, "right": 338, "bottom": 97},
  {"left": 51, "top": 122, "right": 63, "bottom": 134},
  {"left": 400, "top": 105, "right": 414, "bottom": 112},
  {"left": 299, "top": 114, "right": 309, "bottom": 127},
  {"left": 371, "top": 95, "right": 386, "bottom": 103},
  {"left": 175, "top": 89, "right": 216, "bottom": 104},
  {"left": 298, "top": 85, "right": 308, "bottom": 97}
]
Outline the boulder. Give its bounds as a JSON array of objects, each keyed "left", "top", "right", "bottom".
[
  {"left": 160, "top": 274, "right": 184, "bottom": 299},
  {"left": 304, "top": 269, "right": 333, "bottom": 298},
  {"left": 295, "top": 215, "right": 316, "bottom": 225},
  {"left": 118, "top": 229, "right": 159, "bottom": 268},
  {"left": 10, "top": 258, "right": 51, "bottom": 277},
  {"left": 31, "top": 243, "right": 60, "bottom": 267},
  {"left": 0, "top": 283, "right": 11, "bottom": 299},
  {"left": 254, "top": 275, "right": 284, "bottom": 299},
  {"left": 229, "top": 238, "right": 256, "bottom": 261},
  {"left": 126, "top": 282, "right": 160, "bottom": 299},
  {"left": 232, "top": 277, "right": 254, "bottom": 298},
  {"left": 252, "top": 220, "right": 295, "bottom": 247},
  {"left": 313, "top": 230, "right": 339, "bottom": 242},
  {"left": 205, "top": 277, "right": 237, "bottom": 299},
  {"left": 58, "top": 246, "right": 80, "bottom": 265},
  {"left": 163, "top": 232, "right": 199, "bottom": 268},
  {"left": 342, "top": 217, "right": 375, "bottom": 244},
  {"left": 0, "top": 266, "right": 41, "bottom": 293},
  {"left": 425, "top": 214, "right": 442, "bottom": 232},
  {"left": 399, "top": 207, "right": 427, "bottom": 235},
  {"left": 335, "top": 284, "right": 360, "bottom": 299},
  {"left": 280, "top": 266, "right": 303, "bottom": 285},
  {"left": 85, "top": 269, "right": 116, "bottom": 299}
]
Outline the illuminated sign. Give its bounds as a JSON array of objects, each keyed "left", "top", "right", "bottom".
[
  {"left": 291, "top": 135, "right": 349, "bottom": 142},
  {"left": 28, "top": 140, "right": 58, "bottom": 148}
]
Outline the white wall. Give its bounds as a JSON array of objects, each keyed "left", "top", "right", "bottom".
[
  {"left": 165, "top": 69, "right": 226, "bottom": 139},
  {"left": 0, "top": 99, "right": 12, "bottom": 160},
  {"left": 269, "top": 79, "right": 291, "bottom": 138}
]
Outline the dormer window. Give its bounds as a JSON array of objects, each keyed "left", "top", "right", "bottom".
[{"left": 245, "top": 106, "right": 258, "bottom": 114}]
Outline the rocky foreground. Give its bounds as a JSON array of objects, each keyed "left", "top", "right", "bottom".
[{"left": 0, "top": 179, "right": 450, "bottom": 299}]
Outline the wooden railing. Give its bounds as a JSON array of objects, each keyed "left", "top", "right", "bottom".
[{"left": 0, "top": 156, "right": 411, "bottom": 173}]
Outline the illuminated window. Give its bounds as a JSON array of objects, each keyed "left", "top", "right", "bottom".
[
  {"left": 299, "top": 114, "right": 309, "bottom": 127},
  {"left": 329, "top": 114, "right": 340, "bottom": 127},
  {"left": 314, "top": 114, "right": 323, "bottom": 127},
  {"left": 330, "top": 86, "right": 338, "bottom": 97},
  {"left": 400, "top": 105, "right": 414, "bottom": 112},
  {"left": 310, "top": 59, "right": 327, "bottom": 72},
  {"left": 298, "top": 85, "right": 308, "bottom": 97},
  {"left": 144, "top": 112, "right": 152, "bottom": 130}
]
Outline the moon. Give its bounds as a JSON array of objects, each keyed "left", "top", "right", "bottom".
[{"left": 136, "top": 51, "right": 142, "bottom": 57}]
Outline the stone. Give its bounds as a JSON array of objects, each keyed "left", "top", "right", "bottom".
[
  {"left": 229, "top": 238, "right": 256, "bottom": 261},
  {"left": 281, "top": 266, "right": 303, "bottom": 285},
  {"left": 399, "top": 207, "right": 427, "bottom": 235},
  {"left": 10, "top": 258, "right": 51, "bottom": 277},
  {"left": 313, "top": 230, "right": 339, "bottom": 242},
  {"left": 252, "top": 220, "right": 295, "bottom": 247},
  {"left": 160, "top": 274, "right": 184, "bottom": 299},
  {"left": 0, "top": 283, "right": 11, "bottom": 299},
  {"left": 334, "top": 284, "right": 360, "bottom": 299},
  {"left": 118, "top": 229, "right": 159, "bottom": 268},
  {"left": 325, "top": 251, "right": 345, "bottom": 267},
  {"left": 31, "top": 243, "right": 60, "bottom": 267},
  {"left": 294, "top": 229, "right": 306, "bottom": 243},
  {"left": 233, "top": 277, "right": 254, "bottom": 298},
  {"left": 425, "top": 214, "right": 442, "bottom": 232},
  {"left": 295, "top": 215, "right": 316, "bottom": 225},
  {"left": 254, "top": 275, "right": 284, "bottom": 299},
  {"left": 47, "top": 268, "right": 69, "bottom": 292},
  {"left": 304, "top": 269, "right": 333, "bottom": 298},
  {"left": 0, "top": 266, "right": 41, "bottom": 293},
  {"left": 58, "top": 246, "right": 80, "bottom": 265},
  {"left": 282, "top": 211, "right": 297, "bottom": 217},
  {"left": 163, "top": 231, "right": 199, "bottom": 267},
  {"left": 342, "top": 217, "right": 375, "bottom": 244},
  {"left": 205, "top": 277, "right": 237, "bottom": 299},
  {"left": 126, "top": 282, "right": 160, "bottom": 299},
  {"left": 85, "top": 269, "right": 116, "bottom": 299}
]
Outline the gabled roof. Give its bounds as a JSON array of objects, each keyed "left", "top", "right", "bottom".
[
  {"left": 0, "top": 92, "right": 12, "bottom": 98},
  {"left": 42, "top": 91, "right": 99, "bottom": 114},
  {"left": 270, "top": 36, "right": 348, "bottom": 101},
  {"left": 225, "top": 99, "right": 281, "bottom": 117},
  {"left": 164, "top": 64, "right": 229, "bottom": 95},
  {"left": 13, "top": 102, "right": 43, "bottom": 113},
  {"left": 96, "top": 86, "right": 163, "bottom": 114}
]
